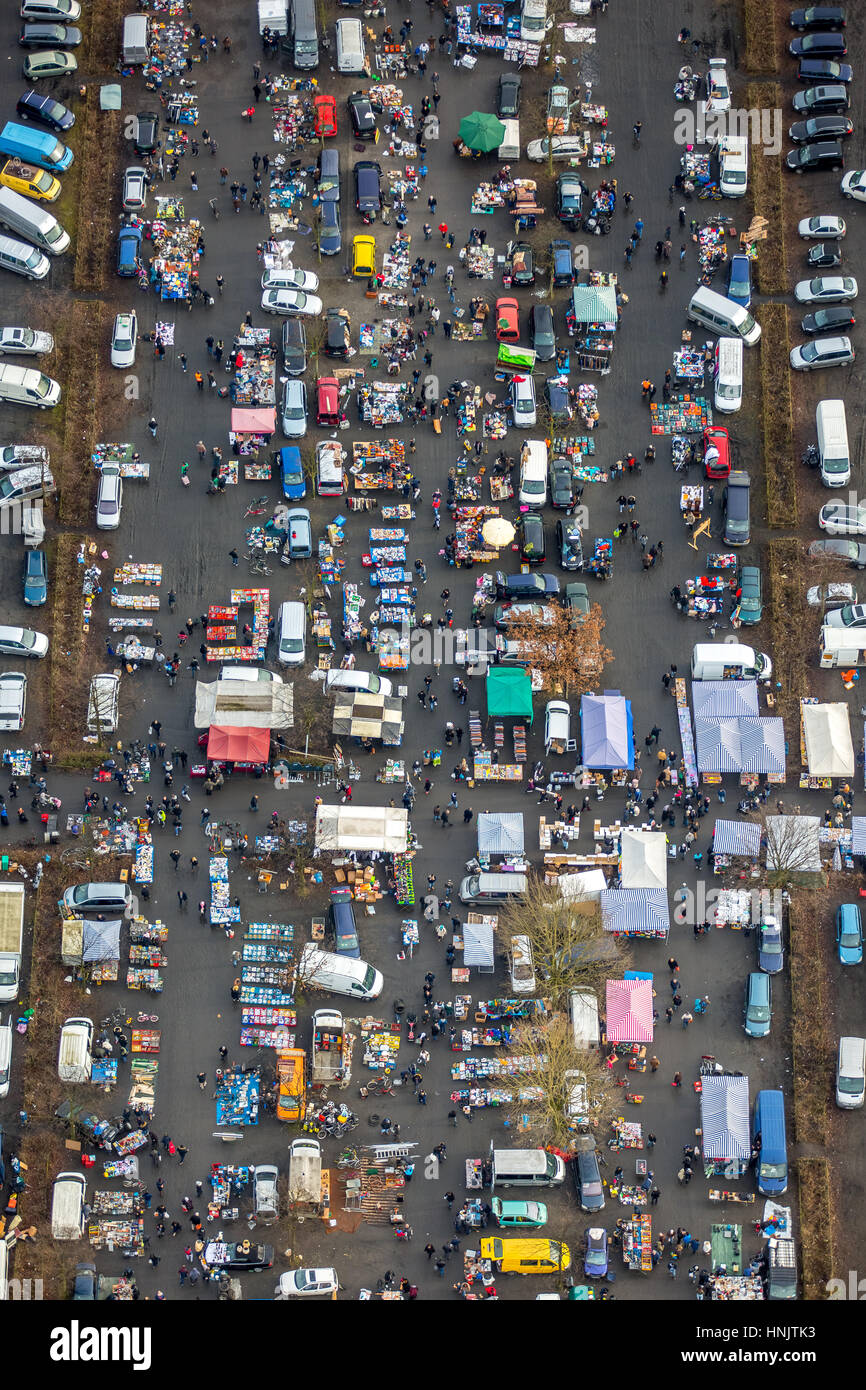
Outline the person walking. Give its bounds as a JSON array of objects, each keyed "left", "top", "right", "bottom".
[
  {"left": 650, "top": 1186, "right": 660, "bottom": 1205},
  {"left": 672, "top": 1071, "right": 682, "bottom": 1087},
  {"left": 633, "top": 120, "right": 642, "bottom": 143},
  {"left": 681, "top": 1011, "right": 693, "bottom": 1029}
]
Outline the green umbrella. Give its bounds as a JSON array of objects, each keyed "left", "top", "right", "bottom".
[{"left": 458, "top": 111, "right": 506, "bottom": 153}]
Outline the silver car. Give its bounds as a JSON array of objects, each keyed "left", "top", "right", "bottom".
[
  {"left": 0, "top": 626, "right": 48, "bottom": 658},
  {"left": 790, "top": 335, "right": 855, "bottom": 369},
  {"left": 121, "top": 165, "right": 147, "bottom": 212},
  {"left": 280, "top": 378, "right": 307, "bottom": 439},
  {"left": 0, "top": 327, "right": 53, "bottom": 355},
  {"left": 794, "top": 275, "right": 858, "bottom": 303}
]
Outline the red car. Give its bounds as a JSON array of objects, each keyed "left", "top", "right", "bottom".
[
  {"left": 313, "top": 95, "right": 337, "bottom": 138},
  {"left": 703, "top": 424, "right": 731, "bottom": 480},
  {"left": 496, "top": 296, "right": 520, "bottom": 342}
]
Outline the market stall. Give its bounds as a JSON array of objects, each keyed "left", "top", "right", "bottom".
[
  {"left": 215, "top": 1066, "right": 260, "bottom": 1127},
  {"left": 206, "top": 725, "right": 271, "bottom": 769},
  {"left": 694, "top": 717, "right": 786, "bottom": 779},
  {"left": 314, "top": 804, "right": 408, "bottom": 854},
  {"left": 710, "top": 819, "right": 762, "bottom": 875},
  {"left": 606, "top": 978, "right": 654, "bottom": 1044},
  {"left": 620, "top": 830, "right": 668, "bottom": 893},
  {"left": 600, "top": 889, "right": 670, "bottom": 940},
  {"left": 692, "top": 681, "right": 760, "bottom": 719},
  {"left": 331, "top": 692, "right": 405, "bottom": 747},
  {"left": 566, "top": 282, "right": 617, "bottom": 373},
  {"left": 580, "top": 691, "right": 633, "bottom": 770},
  {"left": 701, "top": 1073, "right": 751, "bottom": 1180},
  {"left": 463, "top": 918, "right": 495, "bottom": 975},
  {"left": 621, "top": 1213, "right": 653, "bottom": 1272},
  {"left": 476, "top": 811, "right": 525, "bottom": 864},
  {"left": 486, "top": 667, "right": 534, "bottom": 725},
  {"left": 802, "top": 701, "right": 855, "bottom": 780}
]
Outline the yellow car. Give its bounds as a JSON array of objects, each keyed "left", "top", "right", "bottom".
[
  {"left": 479, "top": 1237, "right": 571, "bottom": 1274},
  {"left": 351, "top": 234, "right": 376, "bottom": 279},
  {"left": 0, "top": 159, "right": 61, "bottom": 203}
]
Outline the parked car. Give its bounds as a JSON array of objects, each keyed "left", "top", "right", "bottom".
[
  {"left": 808, "top": 538, "right": 866, "bottom": 565},
  {"left": 550, "top": 239, "right": 574, "bottom": 287},
  {"left": 491, "top": 1198, "right": 547, "bottom": 1228},
  {"left": 819, "top": 501, "right": 866, "bottom": 535},
  {"left": 19, "top": 23, "right": 82, "bottom": 46},
  {"left": 347, "top": 92, "right": 376, "bottom": 140},
  {"left": 836, "top": 903, "right": 863, "bottom": 965},
  {"left": 0, "top": 327, "right": 52, "bottom": 356},
  {"left": 23, "top": 547, "right": 46, "bottom": 605},
  {"left": 583, "top": 1227, "right": 608, "bottom": 1280},
  {"left": 276, "top": 1268, "right": 339, "bottom": 1298},
  {"left": 109, "top": 311, "right": 137, "bottom": 369},
  {"left": 727, "top": 254, "right": 752, "bottom": 308},
  {"left": 133, "top": 111, "right": 160, "bottom": 156},
  {"left": 744, "top": 972, "right": 772, "bottom": 1038},
  {"left": 313, "top": 94, "right": 337, "bottom": 137},
  {"left": 508, "top": 242, "right": 534, "bottom": 286},
  {"left": 544, "top": 378, "right": 571, "bottom": 421},
  {"left": 280, "top": 377, "right": 307, "bottom": 439},
  {"left": 278, "top": 446, "right": 306, "bottom": 500},
  {"left": 0, "top": 625, "right": 47, "bottom": 657},
  {"left": 555, "top": 171, "right": 583, "bottom": 229},
  {"left": 526, "top": 135, "right": 587, "bottom": 162},
  {"left": 529, "top": 304, "right": 555, "bottom": 361},
  {"left": 798, "top": 213, "right": 846, "bottom": 237},
  {"left": 285, "top": 508, "right": 312, "bottom": 558},
  {"left": 260, "top": 289, "right": 323, "bottom": 316},
  {"left": 841, "top": 170, "right": 866, "bottom": 200},
  {"left": 16, "top": 90, "right": 74, "bottom": 132},
  {"left": 757, "top": 914, "right": 785, "bottom": 973},
  {"left": 573, "top": 1148, "right": 605, "bottom": 1213},
  {"left": 0, "top": 466, "right": 53, "bottom": 506},
  {"left": 802, "top": 304, "right": 855, "bottom": 333},
  {"left": 281, "top": 318, "right": 306, "bottom": 376},
  {"left": 794, "top": 276, "right": 857, "bottom": 302},
  {"left": 318, "top": 199, "right": 341, "bottom": 256},
  {"left": 494, "top": 571, "right": 560, "bottom": 599},
  {"left": 495, "top": 297, "right": 519, "bottom": 342},
  {"left": 121, "top": 165, "right": 147, "bottom": 212},
  {"left": 825, "top": 601, "right": 866, "bottom": 627},
  {"left": 549, "top": 457, "right": 575, "bottom": 510},
  {"left": 510, "top": 373, "right": 537, "bottom": 428},
  {"left": 261, "top": 268, "right": 320, "bottom": 293},
  {"left": 807, "top": 581, "right": 857, "bottom": 607},
  {"left": 556, "top": 518, "right": 584, "bottom": 571},
  {"left": 116, "top": 223, "right": 142, "bottom": 276},
  {"left": 95, "top": 464, "right": 122, "bottom": 529},
  {"left": 22, "top": 48, "right": 76, "bottom": 77},
  {"left": 791, "top": 28, "right": 847, "bottom": 55},
  {"left": 789, "top": 114, "right": 852, "bottom": 142},
  {"left": 546, "top": 84, "right": 571, "bottom": 130},
  {"left": 565, "top": 581, "right": 591, "bottom": 624},
  {"left": 806, "top": 243, "right": 842, "bottom": 268},
  {"left": 703, "top": 424, "right": 731, "bottom": 480},
  {"left": 792, "top": 83, "right": 850, "bottom": 114},
  {"left": 737, "top": 565, "right": 763, "bottom": 624},
  {"left": 202, "top": 1242, "right": 273, "bottom": 1272},
  {"left": 790, "top": 7, "right": 846, "bottom": 29},
  {"left": 0, "top": 444, "right": 48, "bottom": 472},
  {"left": 353, "top": 160, "right": 382, "bottom": 214},
  {"left": 0, "top": 672, "right": 27, "bottom": 731},
  {"left": 797, "top": 58, "right": 852, "bottom": 82},
  {"left": 703, "top": 57, "right": 731, "bottom": 111},
  {"left": 72, "top": 1262, "right": 96, "bottom": 1300},
  {"left": 497, "top": 73, "right": 521, "bottom": 118},
  {"left": 493, "top": 601, "right": 555, "bottom": 629},
  {"left": 351, "top": 234, "right": 375, "bottom": 279},
  {"left": 786, "top": 140, "right": 844, "bottom": 172},
  {"left": 518, "top": 512, "right": 545, "bottom": 564},
  {"left": 790, "top": 335, "right": 854, "bottom": 369}
]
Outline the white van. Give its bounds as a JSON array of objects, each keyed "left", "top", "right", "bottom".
[
  {"left": 51, "top": 1172, "right": 87, "bottom": 1240},
  {"left": 691, "top": 641, "right": 773, "bottom": 682},
  {"left": 122, "top": 14, "right": 150, "bottom": 65},
  {"left": 719, "top": 135, "right": 748, "bottom": 198},
  {"left": 58, "top": 1016, "right": 93, "bottom": 1083},
  {"left": 688, "top": 286, "right": 761, "bottom": 346},
  {"left": 0, "top": 188, "right": 69, "bottom": 256},
  {"left": 714, "top": 337, "right": 743, "bottom": 414},
  {"left": 569, "top": 988, "right": 599, "bottom": 1050},
  {"left": 544, "top": 699, "right": 571, "bottom": 755},
  {"left": 277, "top": 600, "right": 306, "bottom": 667},
  {"left": 0, "top": 232, "right": 49, "bottom": 282},
  {"left": 459, "top": 872, "right": 528, "bottom": 904},
  {"left": 336, "top": 17, "right": 366, "bottom": 74},
  {"left": 836, "top": 1035, "right": 866, "bottom": 1109},
  {"left": 817, "top": 399, "right": 850, "bottom": 488},
  {"left": 491, "top": 1148, "right": 565, "bottom": 1188},
  {"left": 498, "top": 119, "right": 521, "bottom": 162},
  {"left": 0, "top": 1017, "right": 13, "bottom": 1099},
  {"left": 87, "top": 673, "right": 120, "bottom": 734},
  {"left": 509, "top": 934, "right": 536, "bottom": 995},
  {"left": 518, "top": 440, "right": 548, "bottom": 507},
  {"left": 0, "top": 364, "right": 60, "bottom": 408},
  {"left": 325, "top": 669, "right": 393, "bottom": 697},
  {"left": 287, "top": 1136, "right": 322, "bottom": 1211},
  {"left": 519, "top": 0, "right": 550, "bottom": 42},
  {"left": 298, "top": 943, "right": 383, "bottom": 999}
]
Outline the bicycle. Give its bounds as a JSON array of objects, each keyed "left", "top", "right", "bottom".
[
  {"left": 249, "top": 559, "right": 272, "bottom": 576},
  {"left": 697, "top": 183, "right": 722, "bottom": 201},
  {"left": 336, "top": 1147, "right": 360, "bottom": 1169},
  {"left": 244, "top": 496, "right": 270, "bottom": 517}
]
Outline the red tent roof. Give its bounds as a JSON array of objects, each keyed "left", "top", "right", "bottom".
[{"left": 206, "top": 725, "right": 270, "bottom": 762}]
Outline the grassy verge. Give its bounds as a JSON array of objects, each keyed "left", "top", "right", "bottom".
[
  {"left": 788, "top": 892, "right": 831, "bottom": 1143},
  {"left": 744, "top": 0, "right": 778, "bottom": 73},
  {"left": 49, "top": 532, "right": 100, "bottom": 744},
  {"left": 58, "top": 300, "right": 103, "bottom": 527},
  {"left": 758, "top": 304, "right": 797, "bottom": 529},
  {"left": 72, "top": 92, "right": 120, "bottom": 294},
  {"left": 746, "top": 83, "right": 786, "bottom": 294},
  {"left": 767, "top": 538, "right": 805, "bottom": 762},
  {"left": 798, "top": 1157, "right": 833, "bottom": 1299}
]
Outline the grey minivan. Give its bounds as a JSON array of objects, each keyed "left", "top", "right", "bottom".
[{"left": 723, "top": 470, "right": 751, "bottom": 545}]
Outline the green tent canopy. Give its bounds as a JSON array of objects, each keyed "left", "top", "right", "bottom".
[
  {"left": 486, "top": 667, "right": 534, "bottom": 723},
  {"left": 458, "top": 111, "right": 506, "bottom": 153}
]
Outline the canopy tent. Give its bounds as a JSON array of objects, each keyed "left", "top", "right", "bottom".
[
  {"left": 600, "top": 888, "right": 670, "bottom": 939},
  {"left": 231, "top": 406, "right": 276, "bottom": 435},
  {"left": 315, "top": 804, "right": 408, "bottom": 853},
  {"left": 853, "top": 817, "right": 866, "bottom": 855},
  {"left": 691, "top": 680, "right": 759, "bottom": 718},
  {"left": 206, "top": 725, "right": 270, "bottom": 763},
  {"left": 694, "top": 717, "right": 786, "bottom": 775},
  {"left": 194, "top": 678, "right": 293, "bottom": 729},
  {"left": 605, "top": 978, "right": 654, "bottom": 1043},
  {"left": 764, "top": 815, "right": 821, "bottom": 873},
  {"left": 580, "top": 692, "right": 634, "bottom": 769},
  {"left": 802, "top": 701, "right": 855, "bottom": 778},
  {"left": 620, "top": 829, "right": 668, "bottom": 891},
  {"left": 712, "top": 820, "right": 762, "bottom": 858},
  {"left": 82, "top": 919, "right": 122, "bottom": 962},
  {"left": 700, "top": 1074, "right": 750, "bottom": 1163},
  {"left": 570, "top": 284, "right": 618, "bottom": 327},
  {"left": 463, "top": 920, "right": 495, "bottom": 972},
  {"left": 486, "top": 667, "right": 534, "bottom": 723},
  {"left": 331, "top": 692, "right": 404, "bottom": 743},
  {"left": 458, "top": 111, "right": 506, "bottom": 152},
  {"left": 477, "top": 811, "right": 524, "bottom": 857},
  {"left": 559, "top": 868, "right": 608, "bottom": 901}
]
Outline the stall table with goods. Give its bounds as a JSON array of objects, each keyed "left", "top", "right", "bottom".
[
  {"left": 215, "top": 1066, "right": 260, "bottom": 1126},
  {"left": 621, "top": 1213, "right": 653, "bottom": 1271},
  {"left": 651, "top": 396, "right": 712, "bottom": 435},
  {"left": 451, "top": 1055, "right": 546, "bottom": 1080},
  {"left": 240, "top": 1006, "right": 296, "bottom": 1050},
  {"left": 673, "top": 348, "right": 705, "bottom": 385},
  {"left": 698, "top": 221, "right": 730, "bottom": 277},
  {"left": 93, "top": 442, "right": 149, "bottom": 480},
  {"left": 360, "top": 1017, "right": 401, "bottom": 1072}
]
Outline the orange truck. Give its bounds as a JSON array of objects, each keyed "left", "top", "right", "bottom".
[{"left": 276, "top": 1048, "right": 307, "bottom": 1123}]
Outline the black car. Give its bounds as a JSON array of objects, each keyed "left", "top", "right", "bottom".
[
  {"left": 494, "top": 570, "right": 561, "bottom": 599},
  {"left": 555, "top": 171, "right": 583, "bottom": 230},
  {"left": 789, "top": 114, "right": 852, "bottom": 142},
  {"left": 202, "top": 1241, "right": 274, "bottom": 1272},
  {"left": 790, "top": 5, "right": 846, "bottom": 28},
  {"left": 353, "top": 160, "right": 382, "bottom": 214},
  {"left": 801, "top": 304, "right": 856, "bottom": 333},
  {"left": 518, "top": 513, "right": 546, "bottom": 564},
  {"left": 133, "top": 111, "right": 160, "bottom": 155},
  {"left": 549, "top": 457, "right": 575, "bottom": 509},
  {"left": 573, "top": 1148, "right": 605, "bottom": 1213},
  {"left": 529, "top": 304, "right": 555, "bottom": 361},
  {"left": 786, "top": 139, "right": 844, "bottom": 171},
  {"left": 347, "top": 91, "right": 376, "bottom": 140},
  {"left": 550, "top": 238, "right": 574, "bottom": 287},
  {"left": 790, "top": 31, "right": 847, "bottom": 56},
  {"left": 545, "top": 378, "right": 572, "bottom": 421},
  {"left": 806, "top": 242, "right": 842, "bottom": 268},
  {"left": 72, "top": 1263, "right": 97, "bottom": 1300},
  {"left": 556, "top": 518, "right": 584, "bottom": 571},
  {"left": 497, "top": 72, "right": 521, "bottom": 117},
  {"left": 319, "top": 199, "right": 341, "bottom": 256},
  {"left": 324, "top": 309, "right": 351, "bottom": 359},
  {"left": 509, "top": 242, "right": 534, "bottom": 286},
  {"left": 792, "top": 83, "right": 850, "bottom": 114},
  {"left": 798, "top": 58, "right": 853, "bottom": 81},
  {"left": 281, "top": 318, "right": 307, "bottom": 376},
  {"left": 16, "top": 89, "right": 74, "bottom": 131},
  {"left": 18, "top": 21, "right": 81, "bottom": 45}
]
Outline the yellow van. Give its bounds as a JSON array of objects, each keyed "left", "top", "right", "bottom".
[
  {"left": 276, "top": 1047, "right": 306, "bottom": 1124},
  {"left": 0, "top": 159, "right": 61, "bottom": 203},
  {"left": 480, "top": 1237, "right": 571, "bottom": 1274}
]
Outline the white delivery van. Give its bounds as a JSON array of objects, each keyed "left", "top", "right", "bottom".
[
  {"left": 258, "top": 0, "right": 288, "bottom": 35},
  {"left": 816, "top": 399, "right": 850, "bottom": 488},
  {"left": 691, "top": 642, "right": 773, "bottom": 682},
  {"left": 518, "top": 440, "right": 548, "bottom": 507},
  {"left": 519, "top": 0, "right": 550, "bottom": 42},
  {"left": 820, "top": 628, "right": 866, "bottom": 669},
  {"left": 58, "top": 1016, "right": 94, "bottom": 1083},
  {"left": 836, "top": 1035, "right": 866, "bottom": 1109},
  {"left": 719, "top": 135, "right": 748, "bottom": 197},
  {"left": 498, "top": 119, "right": 521, "bottom": 162},
  {"left": 459, "top": 872, "right": 528, "bottom": 904},
  {"left": 122, "top": 14, "right": 150, "bottom": 65},
  {"left": 336, "top": 18, "right": 366, "bottom": 74},
  {"left": 688, "top": 286, "right": 761, "bottom": 346},
  {"left": 0, "top": 187, "right": 69, "bottom": 255},
  {"left": 714, "top": 337, "right": 743, "bottom": 414},
  {"left": 51, "top": 1172, "right": 87, "bottom": 1240},
  {"left": 0, "top": 1017, "right": 13, "bottom": 1099},
  {"left": 86, "top": 673, "right": 120, "bottom": 735},
  {"left": 0, "top": 365, "right": 60, "bottom": 408},
  {"left": 491, "top": 1148, "right": 565, "bottom": 1188},
  {"left": 509, "top": 934, "right": 536, "bottom": 995},
  {"left": 277, "top": 600, "right": 306, "bottom": 667},
  {"left": 298, "top": 943, "right": 383, "bottom": 999},
  {"left": 569, "top": 988, "right": 600, "bottom": 1050}
]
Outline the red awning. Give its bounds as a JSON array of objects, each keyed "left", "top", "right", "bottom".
[
  {"left": 231, "top": 407, "right": 276, "bottom": 435},
  {"left": 206, "top": 725, "right": 271, "bottom": 762}
]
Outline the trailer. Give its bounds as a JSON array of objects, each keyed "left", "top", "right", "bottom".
[{"left": 311, "top": 1009, "right": 353, "bottom": 1089}]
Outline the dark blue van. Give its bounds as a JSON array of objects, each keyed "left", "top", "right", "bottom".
[{"left": 753, "top": 1089, "right": 788, "bottom": 1195}]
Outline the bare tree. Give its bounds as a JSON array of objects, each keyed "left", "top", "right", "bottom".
[
  {"left": 760, "top": 813, "right": 822, "bottom": 883},
  {"left": 499, "top": 878, "right": 630, "bottom": 1011},
  {"left": 500, "top": 1014, "right": 621, "bottom": 1149}
]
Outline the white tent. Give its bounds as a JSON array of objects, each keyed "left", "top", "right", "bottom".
[
  {"left": 620, "top": 829, "right": 668, "bottom": 891},
  {"left": 314, "top": 804, "right": 408, "bottom": 853},
  {"left": 559, "top": 869, "right": 608, "bottom": 901},
  {"left": 194, "top": 678, "right": 293, "bottom": 729},
  {"left": 802, "top": 702, "right": 855, "bottom": 778}
]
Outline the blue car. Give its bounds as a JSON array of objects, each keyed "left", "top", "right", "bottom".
[
  {"left": 836, "top": 903, "right": 863, "bottom": 964},
  {"left": 583, "top": 1227, "right": 608, "bottom": 1279},
  {"left": 757, "top": 914, "right": 784, "bottom": 973},
  {"left": 728, "top": 253, "right": 752, "bottom": 308},
  {"left": 23, "top": 548, "right": 47, "bottom": 606},
  {"left": 277, "top": 445, "right": 306, "bottom": 500},
  {"left": 116, "top": 222, "right": 142, "bottom": 277}
]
